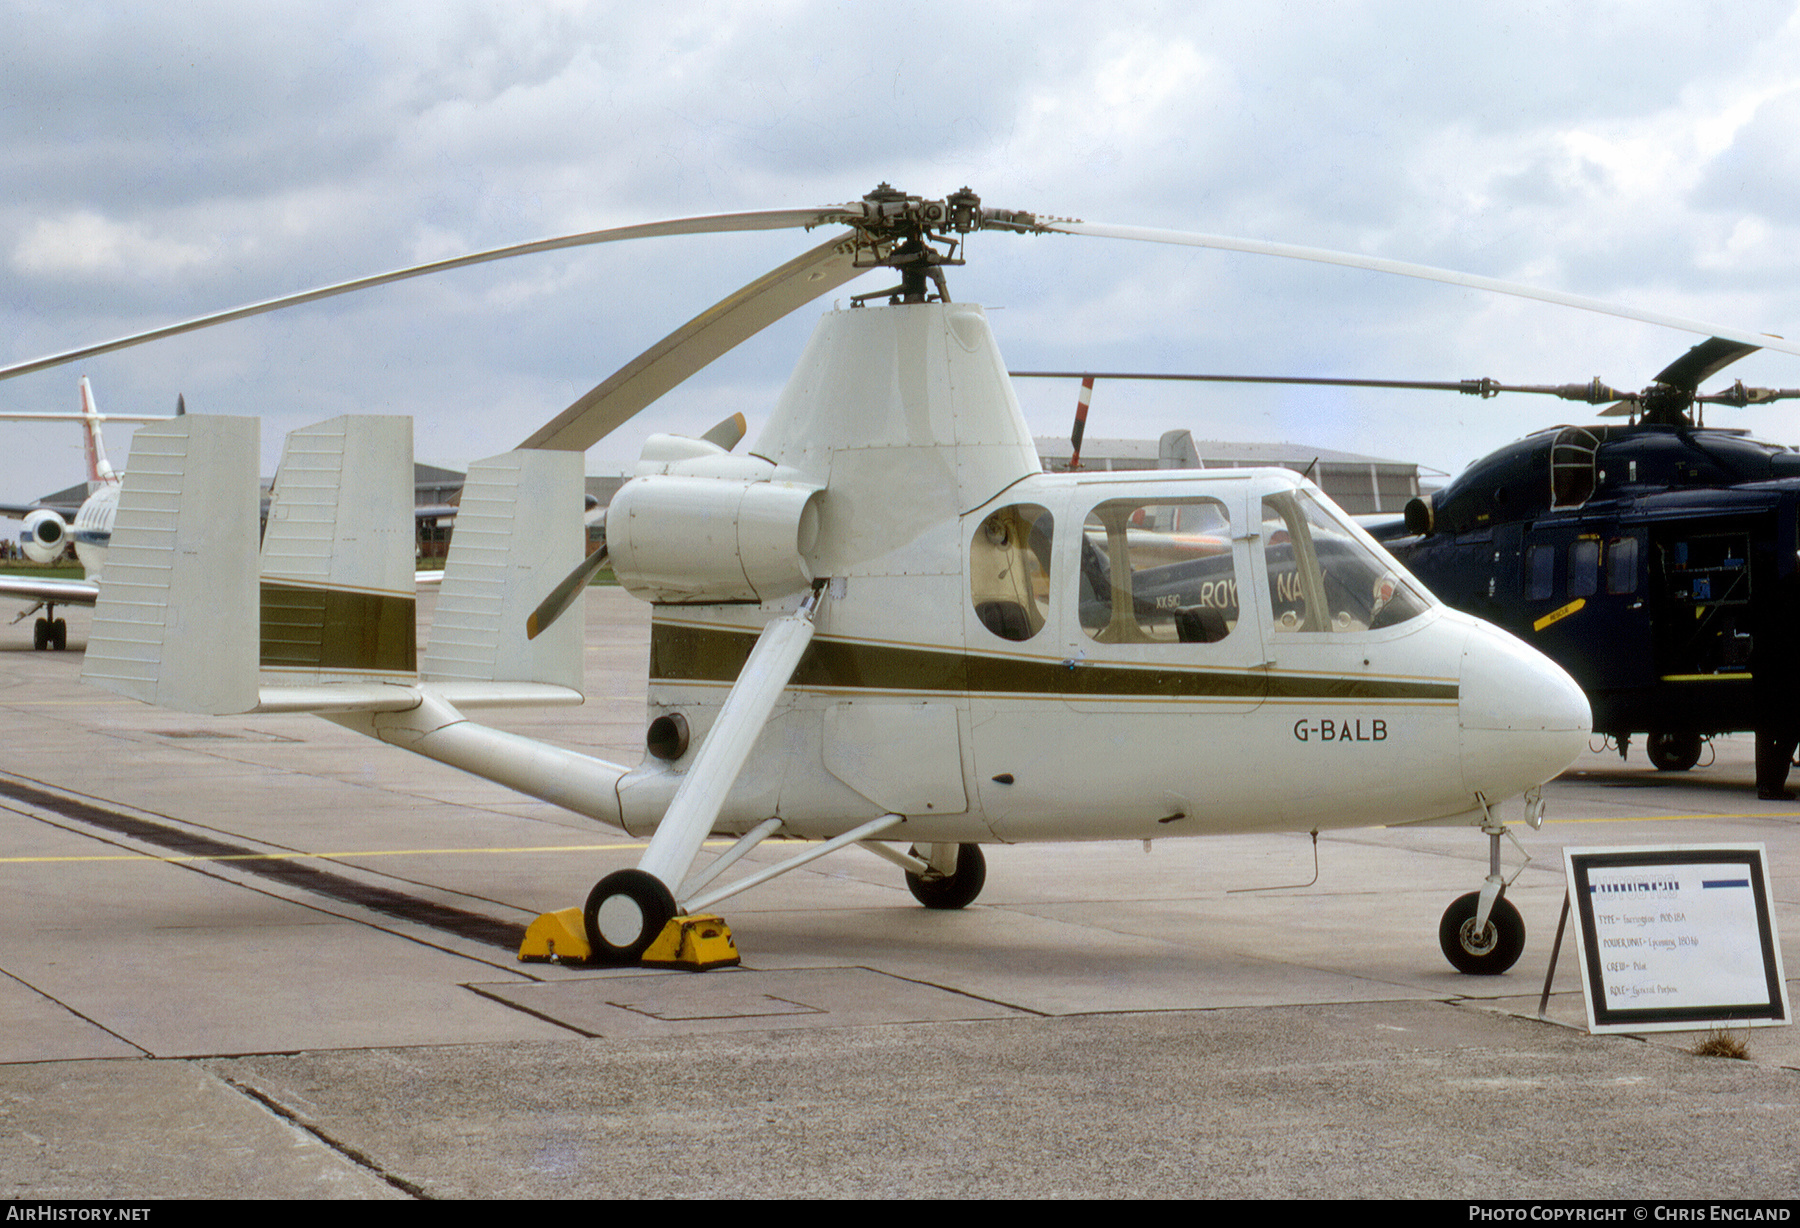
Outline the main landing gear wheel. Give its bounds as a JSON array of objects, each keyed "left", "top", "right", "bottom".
[
  {"left": 33, "top": 616, "right": 67, "bottom": 652},
  {"left": 905, "top": 843, "right": 987, "bottom": 909},
  {"left": 582, "top": 869, "right": 676, "bottom": 965},
  {"left": 1646, "top": 731, "right": 1702, "bottom": 772},
  {"left": 1439, "top": 891, "right": 1526, "bottom": 975}
]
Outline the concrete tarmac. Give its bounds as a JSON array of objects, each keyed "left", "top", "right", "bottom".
[{"left": 0, "top": 591, "right": 1796, "bottom": 1199}]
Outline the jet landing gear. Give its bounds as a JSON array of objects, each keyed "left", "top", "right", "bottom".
[
  {"left": 29, "top": 603, "right": 66, "bottom": 651},
  {"left": 1437, "top": 798, "right": 1531, "bottom": 976}
]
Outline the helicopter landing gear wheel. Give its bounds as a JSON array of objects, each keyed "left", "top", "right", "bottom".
[
  {"left": 905, "top": 843, "right": 986, "bottom": 909},
  {"left": 1646, "top": 731, "right": 1702, "bottom": 772},
  {"left": 582, "top": 869, "right": 676, "bottom": 965},
  {"left": 1439, "top": 891, "right": 1526, "bottom": 975}
]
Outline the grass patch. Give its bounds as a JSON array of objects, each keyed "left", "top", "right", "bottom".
[{"left": 1690, "top": 1029, "right": 1749, "bottom": 1060}]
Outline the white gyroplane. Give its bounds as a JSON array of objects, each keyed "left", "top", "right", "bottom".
[{"left": 16, "top": 185, "right": 1756, "bottom": 973}]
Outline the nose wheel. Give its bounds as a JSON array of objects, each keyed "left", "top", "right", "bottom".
[
  {"left": 1438, "top": 805, "right": 1529, "bottom": 974},
  {"left": 582, "top": 869, "right": 677, "bottom": 965},
  {"left": 1439, "top": 891, "right": 1525, "bottom": 974}
]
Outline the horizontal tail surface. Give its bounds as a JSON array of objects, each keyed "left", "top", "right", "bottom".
[{"left": 84, "top": 415, "right": 587, "bottom": 717}]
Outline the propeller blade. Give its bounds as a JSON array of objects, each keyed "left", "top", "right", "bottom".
[
  {"left": 0, "top": 207, "right": 857, "bottom": 385},
  {"left": 700, "top": 412, "right": 749, "bottom": 451},
  {"left": 1652, "top": 336, "right": 1762, "bottom": 393},
  {"left": 519, "top": 233, "right": 862, "bottom": 451},
  {"left": 1046, "top": 221, "right": 1800, "bottom": 361},
  {"left": 526, "top": 544, "right": 610, "bottom": 641}
]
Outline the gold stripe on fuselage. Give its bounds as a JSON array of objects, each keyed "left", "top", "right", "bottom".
[{"left": 648, "top": 620, "right": 1458, "bottom": 704}]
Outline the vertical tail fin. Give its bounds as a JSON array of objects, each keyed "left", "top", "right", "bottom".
[
  {"left": 422, "top": 449, "right": 585, "bottom": 692},
  {"left": 82, "top": 416, "right": 260, "bottom": 714},
  {"left": 259, "top": 416, "right": 417, "bottom": 685},
  {"left": 84, "top": 418, "right": 585, "bottom": 715},
  {"left": 79, "top": 376, "right": 115, "bottom": 492}
]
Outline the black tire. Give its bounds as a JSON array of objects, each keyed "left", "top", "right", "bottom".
[
  {"left": 582, "top": 869, "right": 677, "bottom": 965},
  {"left": 50, "top": 619, "right": 66, "bottom": 652},
  {"left": 905, "top": 843, "right": 987, "bottom": 910},
  {"left": 32, "top": 618, "right": 47, "bottom": 651},
  {"left": 1439, "top": 891, "right": 1526, "bottom": 975},
  {"left": 1646, "top": 731, "right": 1702, "bottom": 772}
]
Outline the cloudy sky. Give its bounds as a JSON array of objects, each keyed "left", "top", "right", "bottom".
[{"left": 6, "top": 0, "right": 1800, "bottom": 502}]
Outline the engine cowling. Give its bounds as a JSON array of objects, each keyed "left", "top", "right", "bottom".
[
  {"left": 608, "top": 474, "right": 823, "bottom": 604},
  {"left": 20, "top": 509, "right": 69, "bottom": 564}
]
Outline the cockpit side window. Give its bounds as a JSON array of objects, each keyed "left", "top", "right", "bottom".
[
  {"left": 1263, "top": 489, "right": 1430, "bottom": 633},
  {"left": 970, "top": 504, "right": 1053, "bottom": 642},
  {"left": 1079, "top": 498, "right": 1237, "bottom": 644}
]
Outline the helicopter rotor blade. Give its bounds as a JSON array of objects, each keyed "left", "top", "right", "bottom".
[
  {"left": 519, "top": 232, "right": 862, "bottom": 451},
  {"left": 1652, "top": 336, "right": 1763, "bottom": 393},
  {"left": 0, "top": 207, "right": 859, "bottom": 385},
  {"left": 1045, "top": 221, "right": 1800, "bottom": 362},
  {"left": 1010, "top": 369, "right": 1634, "bottom": 402}
]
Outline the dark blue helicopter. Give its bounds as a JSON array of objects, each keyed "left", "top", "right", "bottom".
[
  {"left": 1371, "top": 337, "right": 1800, "bottom": 796},
  {"left": 1021, "top": 338, "right": 1800, "bottom": 796}
]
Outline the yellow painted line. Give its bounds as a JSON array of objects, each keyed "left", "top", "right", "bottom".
[
  {"left": 1543, "top": 813, "right": 1741, "bottom": 825},
  {"left": 1533, "top": 597, "right": 1585, "bottom": 632},
  {"left": 1658, "top": 673, "right": 1752, "bottom": 682}
]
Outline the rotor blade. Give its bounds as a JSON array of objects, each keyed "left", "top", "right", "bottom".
[
  {"left": 1653, "top": 337, "right": 1762, "bottom": 393},
  {"left": 1010, "top": 370, "right": 1631, "bottom": 401},
  {"left": 526, "top": 544, "right": 610, "bottom": 641},
  {"left": 1047, "top": 221, "right": 1800, "bottom": 361},
  {"left": 0, "top": 208, "right": 856, "bottom": 384},
  {"left": 520, "top": 232, "right": 863, "bottom": 451}
]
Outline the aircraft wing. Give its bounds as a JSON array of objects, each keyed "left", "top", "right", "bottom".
[
  {"left": 0, "top": 502, "right": 81, "bottom": 519},
  {"left": 0, "top": 574, "right": 98, "bottom": 606}
]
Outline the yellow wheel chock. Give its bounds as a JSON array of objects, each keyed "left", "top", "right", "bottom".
[
  {"left": 519, "top": 907, "right": 589, "bottom": 963},
  {"left": 641, "top": 914, "right": 740, "bottom": 971},
  {"left": 519, "top": 907, "right": 739, "bottom": 971}
]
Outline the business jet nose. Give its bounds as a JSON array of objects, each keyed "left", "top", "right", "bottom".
[{"left": 1457, "top": 617, "right": 1591, "bottom": 799}]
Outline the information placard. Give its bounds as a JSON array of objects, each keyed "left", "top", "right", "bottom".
[{"left": 1565, "top": 844, "right": 1789, "bottom": 1034}]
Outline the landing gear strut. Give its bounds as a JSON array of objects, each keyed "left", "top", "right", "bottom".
[
  {"left": 905, "top": 843, "right": 986, "bottom": 909},
  {"left": 1438, "top": 801, "right": 1528, "bottom": 975},
  {"left": 32, "top": 606, "right": 66, "bottom": 651}
]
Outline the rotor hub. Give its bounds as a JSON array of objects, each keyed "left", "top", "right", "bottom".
[{"left": 842, "top": 184, "right": 1069, "bottom": 306}]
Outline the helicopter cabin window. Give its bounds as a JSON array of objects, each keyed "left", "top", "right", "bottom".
[
  {"left": 1607, "top": 537, "right": 1638, "bottom": 595},
  {"left": 1261, "top": 490, "right": 1430, "bottom": 633},
  {"left": 1569, "top": 539, "right": 1600, "bottom": 599},
  {"left": 970, "top": 504, "right": 1053, "bottom": 642},
  {"left": 1079, "top": 498, "right": 1236, "bottom": 644},
  {"left": 1525, "top": 544, "right": 1556, "bottom": 602}
]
